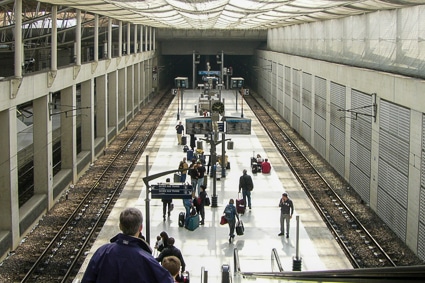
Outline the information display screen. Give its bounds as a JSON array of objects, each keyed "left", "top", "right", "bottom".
[
  {"left": 186, "top": 117, "right": 212, "bottom": 135},
  {"left": 225, "top": 118, "right": 251, "bottom": 135}
]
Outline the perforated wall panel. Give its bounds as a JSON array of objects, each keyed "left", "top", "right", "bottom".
[
  {"left": 301, "top": 72, "right": 312, "bottom": 142},
  {"left": 329, "top": 82, "right": 346, "bottom": 176},
  {"left": 349, "top": 90, "right": 372, "bottom": 202},
  {"left": 284, "top": 66, "right": 291, "bottom": 121},
  {"left": 378, "top": 100, "right": 410, "bottom": 240},
  {"left": 292, "top": 69, "right": 301, "bottom": 132},
  {"left": 419, "top": 114, "right": 425, "bottom": 260},
  {"left": 277, "top": 64, "right": 284, "bottom": 116},
  {"left": 314, "top": 76, "right": 327, "bottom": 158}
]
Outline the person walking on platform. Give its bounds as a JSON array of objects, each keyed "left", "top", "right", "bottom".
[
  {"left": 198, "top": 185, "right": 207, "bottom": 225},
  {"left": 81, "top": 207, "right": 174, "bottom": 283},
  {"left": 182, "top": 197, "right": 193, "bottom": 228},
  {"left": 156, "top": 237, "right": 186, "bottom": 273},
  {"left": 175, "top": 121, "right": 184, "bottom": 145},
  {"left": 278, "top": 193, "right": 294, "bottom": 238},
  {"left": 223, "top": 199, "right": 239, "bottom": 243},
  {"left": 162, "top": 179, "right": 173, "bottom": 221},
  {"left": 178, "top": 157, "right": 189, "bottom": 182},
  {"left": 189, "top": 133, "right": 196, "bottom": 150},
  {"left": 239, "top": 169, "right": 254, "bottom": 209},
  {"left": 188, "top": 159, "right": 198, "bottom": 194},
  {"left": 261, "top": 158, "right": 271, "bottom": 174},
  {"left": 196, "top": 160, "right": 206, "bottom": 195}
]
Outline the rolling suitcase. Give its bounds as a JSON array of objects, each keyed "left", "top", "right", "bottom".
[
  {"left": 236, "top": 220, "right": 244, "bottom": 235},
  {"left": 236, "top": 194, "right": 246, "bottom": 215},
  {"left": 181, "top": 135, "right": 187, "bottom": 145},
  {"left": 178, "top": 212, "right": 185, "bottom": 227},
  {"left": 186, "top": 213, "right": 199, "bottom": 231},
  {"left": 187, "top": 149, "right": 194, "bottom": 161}
]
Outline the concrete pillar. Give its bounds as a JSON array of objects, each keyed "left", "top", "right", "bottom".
[
  {"left": 134, "top": 24, "right": 138, "bottom": 53},
  {"left": 145, "top": 26, "right": 148, "bottom": 52},
  {"left": 108, "top": 19, "right": 112, "bottom": 59},
  {"left": 108, "top": 71, "right": 118, "bottom": 135},
  {"left": 14, "top": 0, "right": 22, "bottom": 77},
  {"left": 134, "top": 62, "right": 140, "bottom": 110},
  {"left": 75, "top": 10, "right": 81, "bottom": 65},
  {"left": 127, "top": 23, "right": 131, "bottom": 55},
  {"left": 51, "top": 6, "right": 57, "bottom": 71},
  {"left": 80, "top": 79, "right": 94, "bottom": 158},
  {"left": 370, "top": 96, "right": 380, "bottom": 210},
  {"left": 33, "top": 95, "right": 53, "bottom": 207},
  {"left": 153, "top": 28, "right": 156, "bottom": 50},
  {"left": 0, "top": 108, "right": 19, "bottom": 250},
  {"left": 118, "top": 68, "right": 126, "bottom": 126},
  {"left": 61, "top": 86, "right": 77, "bottom": 182},
  {"left": 118, "top": 21, "right": 122, "bottom": 57},
  {"left": 94, "top": 15, "right": 99, "bottom": 61},
  {"left": 95, "top": 75, "right": 108, "bottom": 143},
  {"left": 127, "top": 65, "right": 134, "bottom": 117}
]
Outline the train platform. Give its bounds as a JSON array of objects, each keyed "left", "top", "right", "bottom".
[{"left": 74, "top": 88, "right": 352, "bottom": 282}]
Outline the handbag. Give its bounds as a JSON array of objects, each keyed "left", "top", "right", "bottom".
[
  {"left": 205, "top": 195, "right": 211, "bottom": 206},
  {"left": 220, "top": 215, "right": 228, "bottom": 225}
]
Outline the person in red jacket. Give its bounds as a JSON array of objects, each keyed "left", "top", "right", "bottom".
[{"left": 261, "top": 158, "right": 271, "bottom": 174}]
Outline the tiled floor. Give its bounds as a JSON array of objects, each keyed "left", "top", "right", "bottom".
[{"left": 74, "top": 89, "right": 352, "bottom": 282}]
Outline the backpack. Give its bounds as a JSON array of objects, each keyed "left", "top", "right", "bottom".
[{"left": 224, "top": 205, "right": 233, "bottom": 220}]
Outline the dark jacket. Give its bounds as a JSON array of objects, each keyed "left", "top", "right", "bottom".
[
  {"left": 279, "top": 198, "right": 294, "bottom": 216},
  {"left": 156, "top": 245, "right": 186, "bottom": 271},
  {"left": 239, "top": 173, "right": 254, "bottom": 192},
  {"left": 81, "top": 233, "right": 174, "bottom": 283}
]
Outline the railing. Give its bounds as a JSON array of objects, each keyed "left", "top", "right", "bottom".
[{"left": 271, "top": 248, "right": 284, "bottom": 272}]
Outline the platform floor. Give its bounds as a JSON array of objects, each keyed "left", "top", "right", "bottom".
[{"left": 74, "top": 89, "right": 352, "bottom": 282}]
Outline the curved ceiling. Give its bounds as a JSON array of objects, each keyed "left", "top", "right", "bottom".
[{"left": 38, "top": 0, "right": 425, "bottom": 30}]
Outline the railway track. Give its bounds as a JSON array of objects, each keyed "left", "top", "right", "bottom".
[
  {"left": 244, "top": 92, "right": 404, "bottom": 268},
  {"left": 17, "top": 90, "right": 174, "bottom": 283}
]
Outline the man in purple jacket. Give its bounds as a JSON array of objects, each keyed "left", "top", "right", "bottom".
[{"left": 81, "top": 207, "right": 174, "bottom": 283}]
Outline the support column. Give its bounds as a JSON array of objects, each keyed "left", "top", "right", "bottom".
[
  {"left": 75, "top": 10, "right": 81, "bottom": 65},
  {"left": 81, "top": 80, "right": 94, "bottom": 158},
  {"left": 14, "top": 0, "right": 22, "bottom": 78},
  {"left": 108, "top": 19, "right": 112, "bottom": 59},
  {"left": 94, "top": 15, "right": 99, "bottom": 61},
  {"left": 127, "top": 23, "right": 131, "bottom": 55},
  {"left": 118, "top": 21, "right": 123, "bottom": 57},
  {"left": 127, "top": 65, "right": 134, "bottom": 117},
  {"left": 95, "top": 75, "right": 108, "bottom": 144},
  {"left": 134, "top": 24, "right": 138, "bottom": 53},
  {"left": 118, "top": 68, "right": 126, "bottom": 126},
  {"left": 145, "top": 26, "right": 148, "bottom": 52},
  {"left": 33, "top": 95, "right": 53, "bottom": 207},
  {"left": 51, "top": 5, "right": 57, "bottom": 71},
  {"left": 61, "top": 86, "right": 77, "bottom": 182},
  {"left": 108, "top": 71, "right": 118, "bottom": 136},
  {"left": 0, "top": 108, "right": 19, "bottom": 250}
]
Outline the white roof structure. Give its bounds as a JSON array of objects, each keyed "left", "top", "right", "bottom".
[{"left": 38, "top": 0, "right": 424, "bottom": 30}]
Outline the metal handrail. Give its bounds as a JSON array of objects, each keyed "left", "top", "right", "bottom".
[{"left": 271, "top": 248, "right": 284, "bottom": 272}]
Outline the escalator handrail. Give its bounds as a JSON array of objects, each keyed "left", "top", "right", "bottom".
[{"left": 271, "top": 248, "right": 284, "bottom": 272}]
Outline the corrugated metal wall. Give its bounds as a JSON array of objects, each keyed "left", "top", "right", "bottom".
[
  {"left": 329, "top": 82, "right": 346, "bottom": 177},
  {"left": 349, "top": 90, "right": 373, "bottom": 202},
  {"left": 301, "top": 72, "right": 312, "bottom": 142},
  {"left": 292, "top": 69, "right": 301, "bottom": 132},
  {"left": 378, "top": 100, "right": 410, "bottom": 240},
  {"left": 314, "top": 76, "right": 327, "bottom": 158},
  {"left": 420, "top": 113, "right": 425, "bottom": 259},
  {"left": 284, "top": 66, "right": 291, "bottom": 122}
]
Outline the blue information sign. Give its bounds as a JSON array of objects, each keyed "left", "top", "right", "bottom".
[
  {"left": 198, "top": 70, "right": 221, "bottom": 76},
  {"left": 151, "top": 183, "right": 193, "bottom": 199}
]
